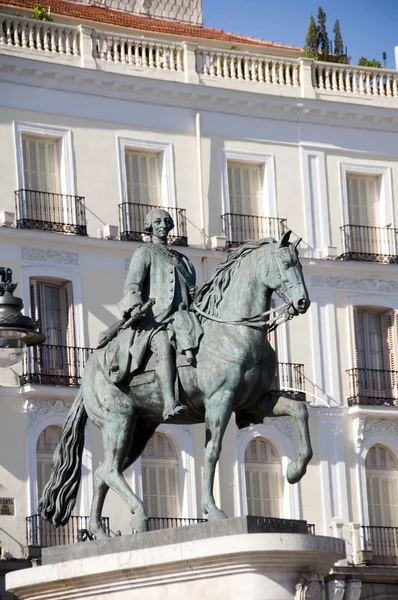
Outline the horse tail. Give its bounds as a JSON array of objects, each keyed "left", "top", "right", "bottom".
[{"left": 38, "top": 389, "right": 87, "bottom": 527}]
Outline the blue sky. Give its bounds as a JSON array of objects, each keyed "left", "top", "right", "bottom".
[{"left": 202, "top": 0, "right": 398, "bottom": 67}]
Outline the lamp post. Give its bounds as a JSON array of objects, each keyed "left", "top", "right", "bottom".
[{"left": 0, "top": 268, "right": 45, "bottom": 367}]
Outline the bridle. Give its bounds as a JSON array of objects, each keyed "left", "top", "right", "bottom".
[{"left": 192, "top": 243, "right": 300, "bottom": 331}]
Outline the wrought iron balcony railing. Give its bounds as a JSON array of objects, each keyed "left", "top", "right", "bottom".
[
  {"left": 26, "top": 514, "right": 110, "bottom": 548},
  {"left": 361, "top": 525, "right": 398, "bottom": 565},
  {"left": 347, "top": 368, "right": 398, "bottom": 406},
  {"left": 20, "top": 345, "right": 93, "bottom": 387},
  {"left": 340, "top": 224, "right": 398, "bottom": 263},
  {"left": 147, "top": 517, "right": 208, "bottom": 531},
  {"left": 307, "top": 523, "right": 316, "bottom": 535},
  {"left": 134, "top": 516, "right": 313, "bottom": 534},
  {"left": 119, "top": 203, "right": 188, "bottom": 246},
  {"left": 15, "top": 189, "right": 87, "bottom": 236},
  {"left": 273, "top": 362, "right": 306, "bottom": 401},
  {"left": 221, "top": 213, "right": 287, "bottom": 248}
]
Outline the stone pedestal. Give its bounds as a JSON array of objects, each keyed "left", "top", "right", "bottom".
[{"left": 7, "top": 518, "right": 345, "bottom": 600}]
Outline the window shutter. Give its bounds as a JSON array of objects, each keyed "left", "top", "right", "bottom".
[
  {"left": 22, "top": 137, "right": 60, "bottom": 193},
  {"left": 141, "top": 433, "right": 180, "bottom": 518}
]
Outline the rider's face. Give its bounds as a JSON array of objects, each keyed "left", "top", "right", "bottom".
[{"left": 151, "top": 214, "right": 173, "bottom": 241}]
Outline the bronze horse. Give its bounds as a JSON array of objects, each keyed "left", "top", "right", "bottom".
[{"left": 40, "top": 232, "right": 312, "bottom": 538}]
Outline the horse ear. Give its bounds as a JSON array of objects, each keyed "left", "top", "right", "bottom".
[
  {"left": 294, "top": 237, "right": 302, "bottom": 250},
  {"left": 278, "top": 230, "right": 292, "bottom": 247}
]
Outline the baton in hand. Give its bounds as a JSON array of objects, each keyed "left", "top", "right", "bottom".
[{"left": 122, "top": 298, "right": 155, "bottom": 329}]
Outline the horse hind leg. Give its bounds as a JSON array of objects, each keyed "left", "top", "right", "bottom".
[{"left": 92, "top": 396, "right": 149, "bottom": 535}]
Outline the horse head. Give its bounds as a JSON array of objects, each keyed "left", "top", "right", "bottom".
[{"left": 266, "top": 231, "right": 310, "bottom": 316}]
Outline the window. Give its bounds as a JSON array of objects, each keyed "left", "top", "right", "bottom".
[
  {"left": 29, "top": 279, "right": 75, "bottom": 378},
  {"left": 347, "top": 174, "right": 380, "bottom": 227},
  {"left": 227, "top": 162, "right": 262, "bottom": 216},
  {"left": 36, "top": 425, "right": 62, "bottom": 501},
  {"left": 22, "top": 136, "right": 60, "bottom": 194},
  {"left": 244, "top": 437, "right": 282, "bottom": 517},
  {"left": 366, "top": 444, "right": 398, "bottom": 527},
  {"left": 141, "top": 433, "right": 180, "bottom": 518},
  {"left": 353, "top": 309, "right": 397, "bottom": 402},
  {"left": 125, "top": 150, "right": 160, "bottom": 206}
]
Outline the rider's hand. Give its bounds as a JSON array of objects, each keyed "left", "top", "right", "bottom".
[{"left": 189, "top": 286, "right": 197, "bottom": 300}]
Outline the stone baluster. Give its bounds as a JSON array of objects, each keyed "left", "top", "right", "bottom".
[
  {"left": 200, "top": 52, "right": 207, "bottom": 75},
  {"left": 216, "top": 53, "right": 222, "bottom": 77},
  {"left": 359, "top": 70, "right": 364, "bottom": 94},
  {"left": 345, "top": 69, "right": 351, "bottom": 92},
  {"left": 176, "top": 46, "right": 182, "bottom": 72},
  {"left": 393, "top": 75, "right": 398, "bottom": 97},
  {"left": 230, "top": 54, "right": 235, "bottom": 79},
  {"left": 285, "top": 63, "right": 292, "bottom": 86},
  {"left": 133, "top": 41, "right": 139, "bottom": 66},
  {"left": 58, "top": 29, "right": 65, "bottom": 54},
  {"left": 251, "top": 58, "right": 257, "bottom": 82},
  {"left": 12, "top": 19, "right": 20, "bottom": 46},
  {"left": 209, "top": 53, "right": 215, "bottom": 76},
  {"left": 372, "top": 70, "right": 377, "bottom": 95},
  {"left": 222, "top": 54, "right": 228, "bottom": 78},
  {"left": 141, "top": 42, "right": 148, "bottom": 68},
  {"left": 325, "top": 67, "right": 331, "bottom": 90},
  {"left": 331, "top": 67, "right": 338, "bottom": 91},
  {"left": 43, "top": 26, "right": 50, "bottom": 52},
  {"left": 352, "top": 69, "right": 359, "bottom": 93},
  {"left": 21, "top": 23, "right": 27, "bottom": 48},
  {"left": 5, "top": 20, "right": 12, "bottom": 46},
  {"left": 338, "top": 68, "right": 344, "bottom": 91},
  {"left": 365, "top": 71, "right": 371, "bottom": 94},
  {"left": 386, "top": 74, "right": 392, "bottom": 97},
  {"left": 236, "top": 56, "right": 242, "bottom": 80},
  {"left": 271, "top": 60, "right": 277, "bottom": 84},
  {"left": 28, "top": 24, "right": 34, "bottom": 49},
  {"left": 72, "top": 31, "right": 79, "bottom": 56},
  {"left": 265, "top": 60, "right": 271, "bottom": 83},
  {"left": 126, "top": 40, "right": 132, "bottom": 65},
  {"left": 113, "top": 38, "right": 120, "bottom": 63},
  {"left": 244, "top": 57, "right": 250, "bottom": 80},
  {"left": 106, "top": 37, "right": 112, "bottom": 62},
  {"left": 379, "top": 71, "right": 385, "bottom": 96},
  {"left": 292, "top": 63, "right": 299, "bottom": 86},
  {"left": 65, "top": 30, "right": 72, "bottom": 55},
  {"left": 51, "top": 27, "right": 57, "bottom": 53},
  {"left": 278, "top": 61, "right": 284, "bottom": 85},
  {"left": 147, "top": 43, "right": 154, "bottom": 68},
  {"left": 120, "top": 40, "right": 126, "bottom": 64},
  {"left": 258, "top": 59, "right": 264, "bottom": 83},
  {"left": 155, "top": 44, "right": 161, "bottom": 69}
]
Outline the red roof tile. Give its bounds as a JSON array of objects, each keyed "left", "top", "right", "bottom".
[{"left": 0, "top": 0, "right": 303, "bottom": 52}]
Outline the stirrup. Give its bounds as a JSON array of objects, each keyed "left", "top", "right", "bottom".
[{"left": 163, "top": 403, "right": 187, "bottom": 421}]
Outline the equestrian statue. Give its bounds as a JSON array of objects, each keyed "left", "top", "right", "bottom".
[{"left": 39, "top": 208, "right": 312, "bottom": 538}]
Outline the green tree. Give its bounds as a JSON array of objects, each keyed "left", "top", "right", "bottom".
[
  {"left": 317, "top": 6, "right": 329, "bottom": 60},
  {"left": 305, "top": 14, "right": 319, "bottom": 59},
  {"left": 31, "top": 3, "right": 53, "bottom": 22},
  {"left": 333, "top": 20, "right": 344, "bottom": 55},
  {"left": 358, "top": 57, "right": 383, "bottom": 68}
]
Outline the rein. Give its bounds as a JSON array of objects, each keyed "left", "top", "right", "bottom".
[{"left": 192, "top": 300, "right": 292, "bottom": 330}]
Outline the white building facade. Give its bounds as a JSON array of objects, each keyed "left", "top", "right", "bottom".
[{"left": 1, "top": 1, "right": 398, "bottom": 598}]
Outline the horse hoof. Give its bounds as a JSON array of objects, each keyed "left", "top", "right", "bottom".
[
  {"left": 89, "top": 526, "right": 109, "bottom": 541},
  {"left": 205, "top": 507, "right": 228, "bottom": 521},
  {"left": 131, "top": 514, "right": 149, "bottom": 533},
  {"left": 287, "top": 461, "right": 306, "bottom": 484}
]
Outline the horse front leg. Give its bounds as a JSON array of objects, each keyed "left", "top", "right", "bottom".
[
  {"left": 201, "top": 394, "right": 233, "bottom": 521},
  {"left": 272, "top": 396, "right": 313, "bottom": 484}
]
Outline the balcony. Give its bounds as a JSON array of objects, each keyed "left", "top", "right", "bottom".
[
  {"left": 136, "top": 516, "right": 314, "bottom": 534},
  {"left": 347, "top": 368, "right": 398, "bottom": 407},
  {"left": 20, "top": 345, "right": 93, "bottom": 388},
  {"left": 15, "top": 189, "right": 87, "bottom": 236},
  {"left": 340, "top": 224, "right": 398, "bottom": 263},
  {"left": 119, "top": 203, "right": 188, "bottom": 246},
  {"left": 222, "top": 213, "right": 287, "bottom": 248},
  {"left": 26, "top": 515, "right": 110, "bottom": 548},
  {"left": 273, "top": 362, "right": 306, "bottom": 402},
  {"left": 361, "top": 525, "right": 398, "bottom": 565}
]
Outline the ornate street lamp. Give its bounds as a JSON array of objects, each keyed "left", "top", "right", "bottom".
[{"left": 0, "top": 267, "right": 45, "bottom": 367}]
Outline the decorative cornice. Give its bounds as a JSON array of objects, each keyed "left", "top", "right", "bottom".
[
  {"left": 24, "top": 399, "right": 71, "bottom": 430},
  {"left": 236, "top": 416, "right": 294, "bottom": 442},
  {"left": 21, "top": 247, "right": 79, "bottom": 265},
  {"left": 354, "top": 417, "right": 398, "bottom": 450},
  {"left": 2, "top": 58, "right": 398, "bottom": 134},
  {"left": 312, "top": 275, "right": 398, "bottom": 294}
]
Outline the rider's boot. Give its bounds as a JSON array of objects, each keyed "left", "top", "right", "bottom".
[{"left": 156, "top": 356, "right": 187, "bottom": 421}]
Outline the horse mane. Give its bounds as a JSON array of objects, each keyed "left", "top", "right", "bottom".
[{"left": 195, "top": 238, "right": 276, "bottom": 317}]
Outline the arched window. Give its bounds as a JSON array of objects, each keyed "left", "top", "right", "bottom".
[
  {"left": 141, "top": 433, "right": 180, "bottom": 518},
  {"left": 244, "top": 437, "right": 282, "bottom": 518},
  {"left": 366, "top": 444, "right": 398, "bottom": 526},
  {"left": 36, "top": 425, "right": 62, "bottom": 501}
]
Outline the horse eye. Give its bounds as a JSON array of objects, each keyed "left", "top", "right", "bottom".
[{"left": 283, "top": 262, "right": 291, "bottom": 269}]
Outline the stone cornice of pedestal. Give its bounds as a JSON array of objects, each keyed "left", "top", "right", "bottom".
[{"left": 7, "top": 533, "right": 345, "bottom": 600}]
